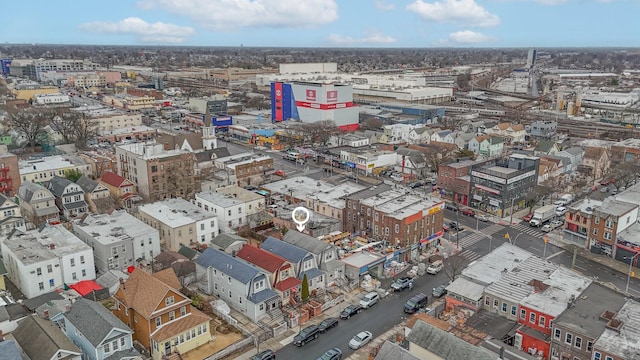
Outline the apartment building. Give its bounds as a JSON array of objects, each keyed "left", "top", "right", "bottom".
[
  {"left": 589, "top": 198, "right": 637, "bottom": 258},
  {"left": 215, "top": 186, "right": 265, "bottom": 216},
  {"left": 137, "top": 198, "right": 218, "bottom": 251},
  {"left": 73, "top": 211, "right": 160, "bottom": 273},
  {"left": 103, "top": 94, "right": 155, "bottom": 110},
  {"left": 86, "top": 112, "right": 143, "bottom": 133},
  {"left": 115, "top": 142, "right": 196, "bottom": 201},
  {"left": 193, "top": 191, "right": 245, "bottom": 233},
  {"left": 213, "top": 152, "right": 274, "bottom": 184},
  {"left": 563, "top": 199, "right": 602, "bottom": 248},
  {"left": 343, "top": 186, "right": 444, "bottom": 247},
  {"left": 437, "top": 159, "right": 489, "bottom": 206},
  {"left": 18, "top": 155, "right": 92, "bottom": 184},
  {"left": 2, "top": 224, "right": 95, "bottom": 298}
]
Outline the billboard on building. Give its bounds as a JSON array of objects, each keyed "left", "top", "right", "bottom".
[
  {"left": 212, "top": 116, "right": 233, "bottom": 127},
  {"left": 0, "top": 59, "right": 11, "bottom": 76}
]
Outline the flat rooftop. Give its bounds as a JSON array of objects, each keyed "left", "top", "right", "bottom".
[
  {"left": 484, "top": 256, "right": 558, "bottom": 305},
  {"left": 568, "top": 198, "right": 603, "bottom": 215},
  {"left": 215, "top": 186, "right": 264, "bottom": 203},
  {"left": 19, "top": 156, "right": 86, "bottom": 175},
  {"left": 4, "top": 225, "right": 90, "bottom": 265},
  {"left": 262, "top": 176, "right": 365, "bottom": 207},
  {"left": 486, "top": 166, "right": 518, "bottom": 175},
  {"left": 519, "top": 267, "right": 592, "bottom": 317},
  {"left": 74, "top": 211, "right": 157, "bottom": 245},
  {"left": 196, "top": 191, "right": 243, "bottom": 208},
  {"left": 460, "top": 243, "right": 533, "bottom": 286},
  {"left": 340, "top": 251, "right": 383, "bottom": 268},
  {"left": 594, "top": 299, "right": 640, "bottom": 359},
  {"left": 117, "top": 142, "right": 189, "bottom": 160},
  {"left": 214, "top": 152, "right": 273, "bottom": 169},
  {"left": 138, "top": 198, "right": 215, "bottom": 228},
  {"left": 99, "top": 125, "right": 154, "bottom": 136},
  {"left": 595, "top": 197, "right": 637, "bottom": 217}
]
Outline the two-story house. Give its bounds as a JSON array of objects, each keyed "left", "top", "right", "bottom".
[
  {"left": 61, "top": 298, "right": 141, "bottom": 360},
  {"left": 533, "top": 140, "right": 560, "bottom": 156},
  {"left": 515, "top": 267, "right": 592, "bottom": 359},
  {"left": 261, "top": 236, "right": 325, "bottom": 291},
  {"left": 76, "top": 175, "right": 112, "bottom": 213},
  {"left": 193, "top": 190, "right": 247, "bottom": 232},
  {"left": 0, "top": 193, "right": 25, "bottom": 238},
  {"left": 112, "top": 268, "right": 212, "bottom": 360},
  {"left": 485, "top": 123, "right": 526, "bottom": 144},
  {"left": 194, "top": 248, "right": 280, "bottom": 322},
  {"left": 99, "top": 171, "right": 139, "bottom": 208},
  {"left": 16, "top": 181, "right": 59, "bottom": 226},
  {"left": 589, "top": 198, "right": 638, "bottom": 258},
  {"left": 210, "top": 233, "right": 247, "bottom": 254},
  {"left": 282, "top": 231, "right": 345, "bottom": 286},
  {"left": 47, "top": 176, "right": 88, "bottom": 219},
  {"left": 556, "top": 147, "right": 584, "bottom": 174},
  {"left": 430, "top": 130, "right": 454, "bottom": 144},
  {"left": 408, "top": 127, "right": 431, "bottom": 144},
  {"left": 236, "top": 244, "right": 301, "bottom": 306},
  {"left": 452, "top": 131, "right": 476, "bottom": 150},
  {"left": 478, "top": 135, "right": 504, "bottom": 157},
  {"left": 581, "top": 146, "right": 610, "bottom": 180},
  {"left": 10, "top": 314, "right": 82, "bottom": 360},
  {"left": 549, "top": 282, "right": 626, "bottom": 360}
]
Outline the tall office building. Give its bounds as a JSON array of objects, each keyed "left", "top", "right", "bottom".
[{"left": 527, "top": 49, "right": 537, "bottom": 68}]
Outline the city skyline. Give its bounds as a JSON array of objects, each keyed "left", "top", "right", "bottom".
[{"left": 3, "top": 0, "right": 638, "bottom": 48}]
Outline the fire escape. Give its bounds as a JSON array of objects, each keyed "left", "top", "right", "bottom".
[{"left": 0, "top": 165, "right": 13, "bottom": 194}]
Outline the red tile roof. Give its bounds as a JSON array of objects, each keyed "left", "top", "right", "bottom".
[
  {"left": 274, "top": 276, "right": 301, "bottom": 291},
  {"left": 236, "top": 244, "right": 288, "bottom": 273},
  {"left": 100, "top": 171, "right": 129, "bottom": 187}
]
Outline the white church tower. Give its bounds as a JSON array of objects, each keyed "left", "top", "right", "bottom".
[{"left": 202, "top": 125, "right": 217, "bottom": 150}]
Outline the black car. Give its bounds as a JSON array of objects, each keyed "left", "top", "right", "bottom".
[
  {"left": 391, "top": 277, "right": 413, "bottom": 291},
  {"left": 449, "top": 221, "right": 463, "bottom": 231},
  {"left": 293, "top": 325, "right": 320, "bottom": 347},
  {"left": 252, "top": 349, "right": 276, "bottom": 360},
  {"left": 340, "top": 304, "right": 363, "bottom": 319},
  {"left": 445, "top": 203, "right": 458, "bottom": 212},
  {"left": 317, "top": 348, "right": 342, "bottom": 360},
  {"left": 409, "top": 181, "right": 424, "bottom": 189},
  {"left": 318, "top": 317, "right": 339, "bottom": 333}
]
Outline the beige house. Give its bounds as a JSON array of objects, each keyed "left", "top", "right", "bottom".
[
  {"left": 16, "top": 182, "right": 59, "bottom": 226},
  {"left": 76, "top": 175, "right": 113, "bottom": 213},
  {"left": 485, "top": 122, "right": 526, "bottom": 144},
  {"left": 581, "top": 146, "right": 610, "bottom": 180}
]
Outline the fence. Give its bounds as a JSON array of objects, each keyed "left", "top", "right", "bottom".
[
  {"left": 320, "top": 294, "right": 345, "bottom": 312},
  {"left": 210, "top": 305, "right": 252, "bottom": 337},
  {"left": 204, "top": 336, "right": 254, "bottom": 360}
]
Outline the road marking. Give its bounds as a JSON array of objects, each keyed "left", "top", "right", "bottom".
[
  {"left": 545, "top": 250, "right": 565, "bottom": 260},
  {"left": 530, "top": 247, "right": 542, "bottom": 252},
  {"left": 630, "top": 288, "right": 640, "bottom": 296},
  {"left": 574, "top": 265, "right": 587, "bottom": 272}
]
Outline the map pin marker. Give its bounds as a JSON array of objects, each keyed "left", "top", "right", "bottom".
[{"left": 292, "top": 206, "right": 311, "bottom": 232}]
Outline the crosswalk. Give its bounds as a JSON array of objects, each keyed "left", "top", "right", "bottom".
[
  {"left": 456, "top": 232, "right": 492, "bottom": 248},
  {"left": 507, "top": 222, "right": 545, "bottom": 239},
  {"left": 458, "top": 249, "right": 482, "bottom": 262}
]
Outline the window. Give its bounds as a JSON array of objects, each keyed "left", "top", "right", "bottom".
[
  {"left": 594, "top": 354, "right": 601, "bottom": 360},
  {"left": 605, "top": 356, "right": 613, "bottom": 360},
  {"left": 49, "top": 279, "right": 55, "bottom": 287},
  {"left": 104, "top": 343, "right": 111, "bottom": 354},
  {"left": 259, "top": 303, "right": 264, "bottom": 311},
  {"left": 575, "top": 336, "right": 582, "bottom": 349},
  {"left": 47, "top": 265, "right": 52, "bottom": 273},
  {"left": 604, "top": 232, "right": 612, "bottom": 240},
  {"left": 200, "top": 223, "right": 204, "bottom": 230},
  {"left": 72, "top": 272, "right": 77, "bottom": 280},
  {"left": 210, "top": 220, "right": 215, "bottom": 227},
  {"left": 594, "top": 216, "right": 600, "bottom": 224},
  {"left": 587, "top": 341, "right": 593, "bottom": 352},
  {"left": 180, "top": 306, "right": 186, "bottom": 316},
  {"left": 565, "top": 333, "right": 572, "bottom": 344},
  {"left": 37, "top": 267, "right": 42, "bottom": 276},
  {"left": 529, "top": 313, "right": 536, "bottom": 324},
  {"left": 511, "top": 305, "right": 517, "bottom": 316},
  {"left": 605, "top": 219, "right": 614, "bottom": 229},
  {"left": 80, "top": 256, "right": 85, "bottom": 264},
  {"left": 165, "top": 296, "right": 174, "bottom": 306},
  {"left": 554, "top": 328, "right": 561, "bottom": 340},
  {"left": 539, "top": 316, "right": 545, "bottom": 327},
  {"left": 395, "top": 224, "right": 399, "bottom": 233},
  {"left": 39, "top": 282, "right": 44, "bottom": 290},
  {"left": 229, "top": 291, "right": 232, "bottom": 299},
  {"left": 155, "top": 317, "right": 161, "bottom": 327},
  {"left": 520, "top": 309, "right": 526, "bottom": 319},
  {"left": 484, "top": 296, "right": 491, "bottom": 306},
  {"left": 70, "top": 258, "right": 75, "bottom": 267},
  {"left": 228, "top": 210, "right": 231, "bottom": 216},
  {"left": 120, "top": 337, "right": 125, "bottom": 347},
  {"left": 82, "top": 269, "right": 86, "bottom": 277},
  {"left": 228, "top": 276, "right": 232, "bottom": 284},
  {"left": 493, "top": 299, "right": 499, "bottom": 308},
  {"left": 169, "top": 311, "right": 175, "bottom": 320},
  {"left": 502, "top": 302, "right": 507, "bottom": 312},
  {"left": 593, "top": 228, "right": 599, "bottom": 235}
]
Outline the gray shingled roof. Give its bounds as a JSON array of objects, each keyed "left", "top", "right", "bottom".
[
  {"left": 64, "top": 298, "right": 132, "bottom": 347},
  {"left": 195, "top": 248, "right": 260, "bottom": 284},
  {"left": 178, "top": 245, "right": 198, "bottom": 260},
  {"left": 283, "top": 231, "right": 331, "bottom": 255},
  {"left": 0, "top": 340, "right": 25, "bottom": 360},
  {"left": 262, "top": 236, "right": 308, "bottom": 263},
  {"left": 211, "top": 233, "right": 247, "bottom": 250},
  {"left": 406, "top": 320, "right": 496, "bottom": 360},
  {"left": 47, "top": 176, "right": 77, "bottom": 197},
  {"left": 12, "top": 315, "right": 81, "bottom": 360},
  {"left": 76, "top": 175, "right": 101, "bottom": 193},
  {"left": 375, "top": 341, "right": 421, "bottom": 360},
  {"left": 17, "top": 182, "right": 51, "bottom": 203}
]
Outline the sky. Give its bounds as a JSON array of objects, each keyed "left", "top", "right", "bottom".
[{"left": 2, "top": 0, "right": 638, "bottom": 48}]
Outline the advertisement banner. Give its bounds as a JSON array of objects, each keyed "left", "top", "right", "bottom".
[
  {"left": 306, "top": 89, "right": 316, "bottom": 101},
  {"left": 212, "top": 116, "right": 233, "bottom": 127},
  {"left": 327, "top": 90, "right": 338, "bottom": 103},
  {"left": 274, "top": 82, "right": 283, "bottom": 121}
]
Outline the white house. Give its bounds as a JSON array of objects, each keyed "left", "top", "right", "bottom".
[
  {"left": 2, "top": 224, "right": 95, "bottom": 298},
  {"left": 430, "top": 130, "right": 455, "bottom": 144},
  {"left": 0, "top": 194, "right": 26, "bottom": 238},
  {"left": 214, "top": 186, "right": 266, "bottom": 217},
  {"left": 194, "top": 191, "right": 245, "bottom": 233},
  {"left": 408, "top": 127, "right": 431, "bottom": 144}
]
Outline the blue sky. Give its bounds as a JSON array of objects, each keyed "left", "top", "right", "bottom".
[{"left": 2, "top": 0, "right": 638, "bottom": 47}]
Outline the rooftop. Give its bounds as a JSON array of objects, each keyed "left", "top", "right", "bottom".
[
  {"left": 18, "top": 155, "right": 85, "bottom": 175},
  {"left": 519, "top": 267, "right": 592, "bottom": 317},
  {"left": 215, "top": 186, "right": 264, "bottom": 203},
  {"left": 406, "top": 319, "right": 497, "bottom": 360},
  {"left": 196, "top": 191, "right": 243, "bottom": 208},
  {"left": 194, "top": 248, "right": 260, "bottom": 284},
  {"left": 98, "top": 125, "right": 154, "bottom": 136},
  {"left": 359, "top": 189, "right": 442, "bottom": 218},
  {"left": 553, "top": 282, "right": 626, "bottom": 339},
  {"left": 346, "top": 183, "right": 393, "bottom": 200},
  {"left": 214, "top": 152, "right": 272, "bottom": 169},
  {"left": 594, "top": 299, "right": 640, "bottom": 359},
  {"left": 74, "top": 211, "right": 157, "bottom": 245},
  {"left": 117, "top": 142, "right": 190, "bottom": 160},
  {"left": 340, "top": 251, "right": 383, "bottom": 268},
  {"left": 262, "top": 176, "right": 365, "bottom": 208},
  {"left": 568, "top": 198, "right": 603, "bottom": 215},
  {"left": 460, "top": 243, "right": 534, "bottom": 286},
  {"left": 484, "top": 256, "right": 559, "bottom": 305},
  {"left": 4, "top": 225, "right": 91, "bottom": 265},
  {"left": 485, "top": 165, "right": 518, "bottom": 175},
  {"left": 138, "top": 198, "right": 215, "bottom": 228},
  {"left": 595, "top": 197, "right": 638, "bottom": 217}
]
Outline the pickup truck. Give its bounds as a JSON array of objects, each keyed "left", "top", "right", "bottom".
[{"left": 530, "top": 205, "right": 556, "bottom": 227}]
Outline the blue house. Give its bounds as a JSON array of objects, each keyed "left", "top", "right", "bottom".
[
  {"left": 261, "top": 237, "right": 325, "bottom": 291},
  {"left": 61, "top": 298, "right": 140, "bottom": 360},
  {"left": 195, "top": 248, "right": 280, "bottom": 322}
]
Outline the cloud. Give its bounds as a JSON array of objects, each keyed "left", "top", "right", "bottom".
[
  {"left": 136, "top": 0, "right": 338, "bottom": 31},
  {"left": 327, "top": 31, "right": 397, "bottom": 45},
  {"left": 375, "top": 0, "right": 396, "bottom": 10},
  {"left": 406, "top": 0, "right": 500, "bottom": 27},
  {"left": 448, "top": 30, "right": 492, "bottom": 43},
  {"left": 80, "top": 17, "right": 194, "bottom": 43}
]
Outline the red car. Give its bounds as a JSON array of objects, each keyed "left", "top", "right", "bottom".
[
  {"left": 442, "top": 224, "right": 450, "bottom": 232},
  {"left": 522, "top": 212, "right": 534, "bottom": 222},
  {"left": 274, "top": 170, "right": 286, "bottom": 177},
  {"left": 461, "top": 208, "right": 476, "bottom": 217}
]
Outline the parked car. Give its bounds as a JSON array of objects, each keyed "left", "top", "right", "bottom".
[
  {"left": 460, "top": 208, "right": 476, "bottom": 217},
  {"left": 296, "top": 158, "right": 306, "bottom": 165},
  {"left": 427, "top": 260, "right": 444, "bottom": 275},
  {"left": 340, "top": 304, "right": 363, "bottom": 319},
  {"left": 404, "top": 293, "right": 429, "bottom": 314},
  {"left": 522, "top": 212, "right": 534, "bottom": 222},
  {"left": 551, "top": 220, "right": 563, "bottom": 229},
  {"left": 348, "top": 331, "right": 373, "bottom": 350},
  {"left": 252, "top": 349, "right": 276, "bottom": 360},
  {"left": 317, "top": 348, "right": 342, "bottom": 360},
  {"left": 445, "top": 203, "right": 458, "bottom": 212},
  {"left": 600, "top": 179, "right": 610, "bottom": 186},
  {"left": 555, "top": 206, "right": 567, "bottom": 216},
  {"left": 449, "top": 221, "right": 463, "bottom": 231},
  {"left": 318, "top": 318, "right": 339, "bottom": 333},
  {"left": 293, "top": 325, "right": 320, "bottom": 347},
  {"left": 541, "top": 224, "right": 553, "bottom": 233},
  {"left": 432, "top": 284, "right": 447, "bottom": 298},
  {"left": 245, "top": 185, "right": 258, "bottom": 191},
  {"left": 442, "top": 224, "right": 450, "bottom": 232},
  {"left": 477, "top": 214, "right": 489, "bottom": 222},
  {"left": 391, "top": 277, "right": 413, "bottom": 292},
  {"left": 359, "top": 292, "right": 380, "bottom": 309},
  {"left": 600, "top": 186, "right": 608, "bottom": 193},
  {"left": 274, "top": 170, "right": 286, "bottom": 177},
  {"left": 409, "top": 181, "right": 424, "bottom": 189}
]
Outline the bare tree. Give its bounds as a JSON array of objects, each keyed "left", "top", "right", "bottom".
[
  {"left": 72, "top": 114, "right": 98, "bottom": 149},
  {"left": 301, "top": 120, "right": 340, "bottom": 147},
  {"left": 443, "top": 256, "right": 466, "bottom": 282},
  {"left": 4, "top": 109, "right": 50, "bottom": 150},
  {"left": 525, "top": 185, "right": 553, "bottom": 212},
  {"left": 51, "top": 111, "right": 80, "bottom": 144},
  {"left": 360, "top": 117, "right": 383, "bottom": 130}
]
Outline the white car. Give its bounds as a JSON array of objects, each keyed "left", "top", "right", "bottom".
[
  {"left": 551, "top": 220, "right": 563, "bottom": 229},
  {"left": 349, "top": 331, "right": 373, "bottom": 350},
  {"left": 359, "top": 292, "right": 379, "bottom": 309},
  {"left": 427, "top": 260, "right": 444, "bottom": 275},
  {"left": 541, "top": 224, "right": 553, "bottom": 233},
  {"left": 555, "top": 207, "right": 567, "bottom": 216}
]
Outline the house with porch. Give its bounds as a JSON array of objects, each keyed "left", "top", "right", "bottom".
[
  {"left": 76, "top": 175, "right": 113, "bottom": 213},
  {"left": 580, "top": 146, "right": 610, "bottom": 180},
  {"left": 282, "top": 231, "right": 345, "bottom": 287},
  {"left": 194, "top": 248, "right": 280, "bottom": 322},
  {"left": 16, "top": 181, "right": 59, "bottom": 226},
  {"left": 47, "top": 176, "right": 88, "bottom": 219},
  {"left": 236, "top": 244, "right": 301, "bottom": 306},
  {"left": 261, "top": 236, "right": 325, "bottom": 291},
  {"left": 0, "top": 194, "right": 25, "bottom": 237}
]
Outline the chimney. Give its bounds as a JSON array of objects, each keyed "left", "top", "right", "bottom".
[
  {"left": 120, "top": 277, "right": 125, "bottom": 290},
  {"left": 164, "top": 142, "right": 170, "bottom": 151},
  {"left": 49, "top": 243, "right": 55, "bottom": 250},
  {"left": 65, "top": 303, "right": 71, "bottom": 312},
  {"left": 43, "top": 309, "right": 49, "bottom": 320}
]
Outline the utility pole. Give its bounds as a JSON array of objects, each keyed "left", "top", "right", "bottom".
[{"left": 571, "top": 247, "right": 578, "bottom": 270}]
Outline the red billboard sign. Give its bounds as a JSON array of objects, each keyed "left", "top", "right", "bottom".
[
  {"left": 306, "top": 89, "right": 316, "bottom": 101},
  {"left": 327, "top": 90, "right": 338, "bottom": 103}
]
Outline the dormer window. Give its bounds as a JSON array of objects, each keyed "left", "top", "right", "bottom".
[{"left": 165, "top": 296, "right": 174, "bottom": 306}]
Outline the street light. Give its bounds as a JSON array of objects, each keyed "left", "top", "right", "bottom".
[
  {"left": 624, "top": 253, "right": 640, "bottom": 294},
  {"left": 505, "top": 232, "right": 526, "bottom": 247}
]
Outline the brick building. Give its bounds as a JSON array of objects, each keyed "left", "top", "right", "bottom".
[
  {"left": 437, "top": 159, "right": 489, "bottom": 206},
  {"left": 0, "top": 152, "right": 20, "bottom": 196}
]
